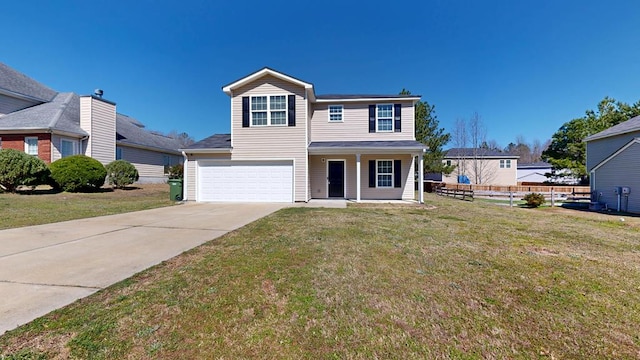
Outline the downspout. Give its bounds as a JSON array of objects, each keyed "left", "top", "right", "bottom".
[{"left": 182, "top": 151, "right": 188, "bottom": 201}]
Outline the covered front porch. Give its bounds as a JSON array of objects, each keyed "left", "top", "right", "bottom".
[{"left": 307, "top": 141, "right": 426, "bottom": 203}]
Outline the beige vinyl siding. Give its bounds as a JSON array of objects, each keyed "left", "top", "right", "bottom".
[
  {"left": 0, "top": 94, "right": 37, "bottom": 115},
  {"left": 80, "top": 97, "right": 116, "bottom": 165},
  {"left": 310, "top": 102, "right": 415, "bottom": 142},
  {"left": 231, "top": 75, "right": 308, "bottom": 201},
  {"left": 184, "top": 153, "right": 231, "bottom": 201},
  {"left": 443, "top": 158, "right": 518, "bottom": 186},
  {"left": 309, "top": 155, "right": 358, "bottom": 198},
  {"left": 592, "top": 141, "right": 640, "bottom": 213},
  {"left": 586, "top": 131, "right": 640, "bottom": 171},
  {"left": 361, "top": 154, "right": 414, "bottom": 200},
  {"left": 119, "top": 145, "right": 181, "bottom": 182},
  {"left": 51, "top": 135, "right": 81, "bottom": 162}
]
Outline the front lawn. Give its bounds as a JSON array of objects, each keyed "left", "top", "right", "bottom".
[
  {"left": 0, "top": 184, "right": 173, "bottom": 230},
  {"left": 1, "top": 195, "right": 640, "bottom": 359}
]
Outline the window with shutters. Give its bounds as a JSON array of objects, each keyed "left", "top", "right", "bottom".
[
  {"left": 376, "top": 160, "right": 393, "bottom": 188},
  {"left": 376, "top": 104, "right": 393, "bottom": 132},
  {"left": 250, "top": 95, "right": 288, "bottom": 126}
]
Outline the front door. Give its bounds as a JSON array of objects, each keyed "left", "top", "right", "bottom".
[{"left": 328, "top": 161, "right": 345, "bottom": 198}]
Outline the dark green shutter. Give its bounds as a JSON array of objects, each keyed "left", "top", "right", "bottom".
[
  {"left": 369, "top": 160, "right": 376, "bottom": 187},
  {"left": 394, "top": 160, "right": 401, "bottom": 188},
  {"left": 288, "top": 95, "right": 296, "bottom": 126},
  {"left": 394, "top": 104, "right": 401, "bottom": 132},
  {"left": 369, "top": 105, "right": 376, "bottom": 133},
  {"left": 242, "top": 97, "right": 250, "bottom": 127}
]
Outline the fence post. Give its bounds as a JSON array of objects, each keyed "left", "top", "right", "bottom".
[
  {"left": 551, "top": 189, "right": 554, "bottom": 207},
  {"left": 510, "top": 191, "right": 513, "bottom": 207}
]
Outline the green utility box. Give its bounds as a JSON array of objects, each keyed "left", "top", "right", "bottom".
[{"left": 168, "top": 178, "right": 183, "bottom": 201}]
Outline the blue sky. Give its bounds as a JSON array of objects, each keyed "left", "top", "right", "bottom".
[{"left": 3, "top": 0, "right": 639, "bottom": 149}]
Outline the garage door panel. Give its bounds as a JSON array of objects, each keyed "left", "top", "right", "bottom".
[{"left": 197, "top": 161, "right": 293, "bottom": 202}]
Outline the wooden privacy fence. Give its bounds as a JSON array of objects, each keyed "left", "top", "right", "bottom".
[{"left": 441, "top": 183, "right": 589, "bottom": 195}]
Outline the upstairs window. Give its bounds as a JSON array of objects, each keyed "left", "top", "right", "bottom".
[
  {"left": 500, "top": 159, "right": 512, "bottom": 168},
  {"left": 328, "top": 105, "right": 343, "bottom": 122},
  {"left": 376, "top": 104, "right": 393, "bottom": 132},
  {"left": 250, "top": 95, "right": 288, "bottom": 126},
  {"left": 24, "top": 137, "right": 38, "bottom": 155}
]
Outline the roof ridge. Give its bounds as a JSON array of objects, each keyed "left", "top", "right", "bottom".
[{"left": 47, "top": 92, "right": 75, "bottom": 129}]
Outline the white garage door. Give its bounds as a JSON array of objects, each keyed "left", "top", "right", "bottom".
[{"left": 197, "top": 160, "right": 293, "bottom": 202}]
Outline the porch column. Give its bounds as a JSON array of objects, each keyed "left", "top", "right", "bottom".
[
  {"left": 356, "top": 153, "right": 361, "bottom": 202},
  {"left": 418, "top": 152, "right": 424, "bottom": 204}
]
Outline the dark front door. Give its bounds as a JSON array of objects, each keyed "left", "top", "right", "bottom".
[{"left": 328, "top": 161, "right": 345, "bottom": 198}]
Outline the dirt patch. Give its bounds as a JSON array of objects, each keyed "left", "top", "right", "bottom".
[{"left": 1, "top": 332, "right": 75, "bottom": 359}]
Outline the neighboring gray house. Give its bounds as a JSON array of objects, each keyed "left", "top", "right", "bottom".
[
  {"left": 585, "top": 115, "right": 640, "bottom": 213},
  {"left": 0, "top": 62, "right": 182, "bottom": 183}
]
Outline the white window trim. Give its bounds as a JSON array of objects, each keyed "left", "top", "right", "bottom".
[
  {"left": 376, "top": 159, "right": 394, "bottom": 188},
  {"left": 376, "top": 104, "right": 394, "bottom": 132},
  {"left": 328, "top": 105, "right": 344, "bottom": 122},
  {"left": 250, "top": 94, "right": 289, "bottom": 127},
  {"left": 506, "top": 159, "right": 511, "bottom": 168},
  {"left": 60, "top": 139, "right": 77, "bottom": 158},
  {"left": 24, "top": 136, "right": 38, "bottom": 155},
  {"left": 500, "top": 159, "right": 505, "bottom": 168}
]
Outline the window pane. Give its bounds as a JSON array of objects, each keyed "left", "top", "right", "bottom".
[
  {"left": 61, "top": 140, "right": 74, "bottom": 158},
  {"left": 378, "top": 174, "right": 392, "bottom": 187},
  {"left": 377, "top": 104, "right": 393, "bottom": 118},
  {"left": 271, "top": 111, "right": 286, "bottom": 125},
  {"left": 377, "top": 119, "right": 392, "bottom": 131},
  {"left": 25, "top": 138, "right": 38, "bottom": 155},
  {"left": 329, "top": 105, "right": 343, "bottom": 121},
  {"left": 252, "top": 112, "right": 267, "bottom": 125},
  {"left": 270, "top": 96, "right": 286, "bottom": 110},
  {"left": 251, "top": 96, "right": 267, "bottom": 111}
]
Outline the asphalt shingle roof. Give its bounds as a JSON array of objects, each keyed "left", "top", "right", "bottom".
[
  {"left": 116, "top": 114, "right": 182, "bottom": 153},
  {"left": 0, "top": 62, "right": 57, "bottom": 102},
  {"left": 0, "top": 92, "right": 87, "bottom": 135},
  {"left": 186, "top": 134, "right": 231, "bottom": 149},
  {"left": 309, "top": 140, "right": 426, "bottom": 149},
  {"left": 584, "top": 115, "right": 640, "bottom": 142}
]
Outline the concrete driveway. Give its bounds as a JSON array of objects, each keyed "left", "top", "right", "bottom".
[{"left": 0, "top": 202, "right": 285, "bottom": 335}]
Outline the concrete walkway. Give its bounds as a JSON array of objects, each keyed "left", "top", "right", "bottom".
[{"left": 0, "top": 202, "right": 285, "bottom": 335}]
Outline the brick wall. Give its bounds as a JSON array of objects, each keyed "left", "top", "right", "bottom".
[{"left": 0, "top": 133, "right": 52, "bottom": 163}]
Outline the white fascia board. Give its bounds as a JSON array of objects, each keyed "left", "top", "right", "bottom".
[
  {"left": 314, "top": 97, "right": 421, "bottom": 103},
  {"left": 182, "top": 148, "right": 233, "bottom": 155},
  {"left": 117, "top": 142, "right": 182, "bottom": 156},
  {"left": 308, "top": 147, "right": 425, "bottom": 155},
  {"left": 223, "top": 68, "right": 313, "bottom": 95}
]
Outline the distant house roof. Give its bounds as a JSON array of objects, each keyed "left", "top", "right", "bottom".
[
  {"left": 584, "top": 115, "right": 640, "bottom": 142},
  {"left": 517, "top": 162, "right": 551, "bottom": 169},
  {"left": 185, "top": 134, "right": 231, "bottom": 150},
  {"left": 116, "top": 114, "right": 182, "bottom": 154},
  {"left": 444, "top": 148, "right": 519, "bottom": 159},
  {"left": 0, "top": 62, "right": 57, "bottom": 102},
  {"left": 0, "top": 92, "right": 87, "bottom": 136}
]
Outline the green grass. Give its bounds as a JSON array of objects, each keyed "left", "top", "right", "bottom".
[
  {"left": 2, "top": 194, "right": 640, "bottom": 359},
  {"left": 0, "top": 184, "right": 174, "bottom": 230}
]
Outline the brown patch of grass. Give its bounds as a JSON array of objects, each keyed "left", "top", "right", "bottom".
[{"left": 2, "top": 195, "right": 640, "bottom": 358}]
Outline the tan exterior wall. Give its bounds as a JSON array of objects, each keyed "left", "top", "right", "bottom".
[
  {"left": 443, "top": 158, "right": 518, "bottom": 186},
  {"left": 310, "top": 101, "right": 415, "bottom": 142},
  {"left": 586, "top": 130, "right": 640, "bottom": 171},
  {"left": 231, "top": 75, "right": 308, "bottom": 201},
  {"left": 119, "top": 145, "right": 181, "bottom": 182},
  {"left": 184, "top": 153, "right": 231, "bottom": 201},
  {"left": 51, "top": 135, "right": 82, "bottom": 162},
  {"left": 0, "top": 94, "right": 37, "bottom": 115},
  {"left": 309, "top": 154, "right": 414, "bottom": 200},
  {"left": 80, "top": 96, "right": 116, "bottom": 165}
]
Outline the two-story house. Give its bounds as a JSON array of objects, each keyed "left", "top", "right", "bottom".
[
  {"left": 0, "top": 62, "right": 183, "bottom": 183},
  {"left": 183, "top": 68, "right": 427, "bottom": 203}
]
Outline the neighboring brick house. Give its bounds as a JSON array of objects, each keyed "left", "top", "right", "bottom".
[
  {"left": 0, "top": 62, "right": 182, "bottom": 182},
  {"left": 183, "top": 67, "right": 427, "bottom": 203},
  {"left": 442, "top": 148, "right": 519, "bottom": 186}
]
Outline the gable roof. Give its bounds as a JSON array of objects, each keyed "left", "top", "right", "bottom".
[
  {"left": 584, "top": 115, "right": 640, "bottom": 142},
  {"left": 222, "top": 67, "right": 313, "bottom": 95},
  {"left": 315, "top": 94, "right": 421, "bottom": 103},
  {"left": 0, "top": 92, "right": 87, "bottom": 136},
  {"left": 183, "top": 133, "right": 231, "bottom": 153},
  {"left": 116, "top": 114, "right": 182, "bottom": 154},
  {"left": 444, "top": 148, "right": 519, "bottom": 159},
  {"left": 591, "top": 137, "right": 640, "bottom": 172},
  {"left": 0, "top": 62, "right": 57, "bottom": 102}
]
